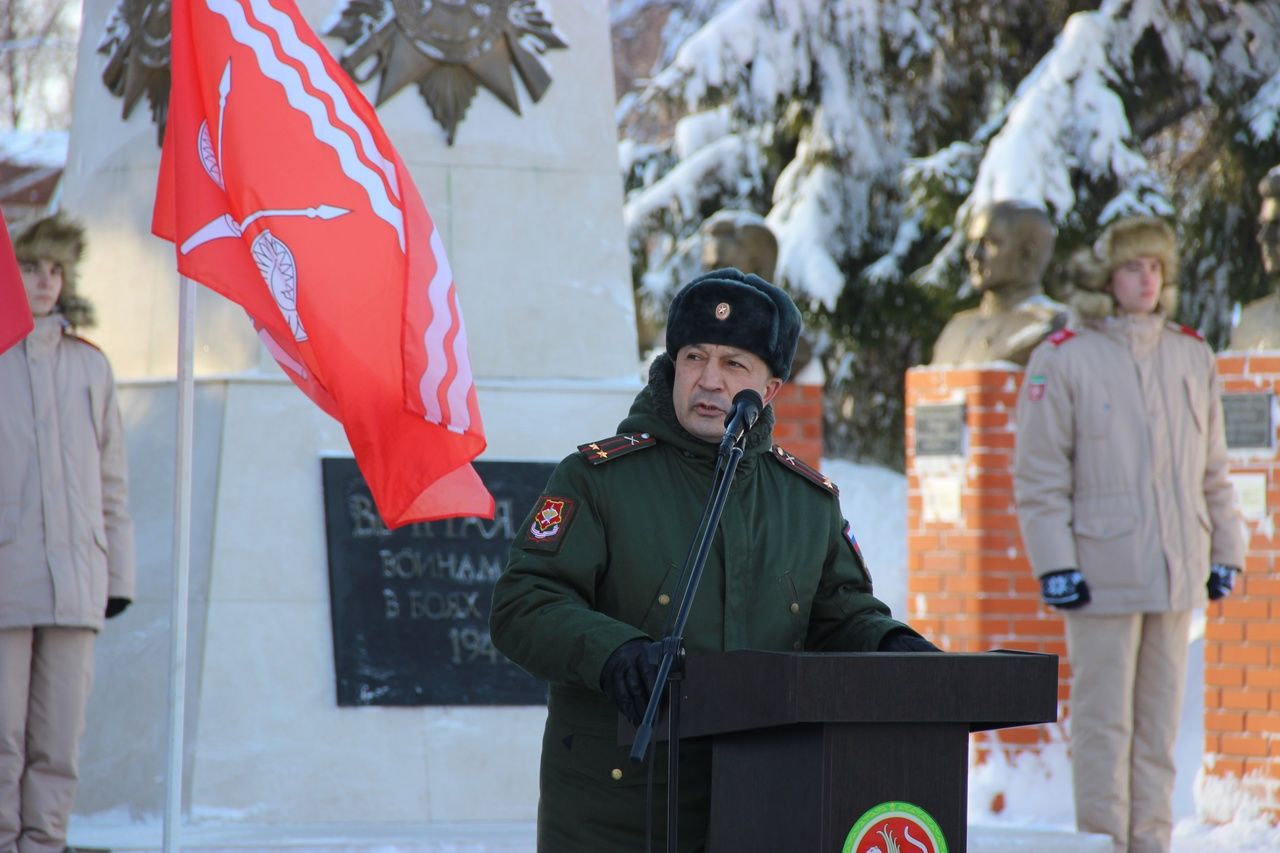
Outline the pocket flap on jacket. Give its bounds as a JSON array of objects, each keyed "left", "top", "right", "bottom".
[{"left": 1073, "top": 496, "right": 1136, "bottom": 540}]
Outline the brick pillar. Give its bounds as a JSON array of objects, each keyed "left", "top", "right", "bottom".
[
  {"left": 1202, "top": 351, "right": 1280, "bottom": 822},
  {"left": 904, "top": 366, "right": 1069, "bottom": 759},
  {"left": 771, "top": 382, "right": 824, "bottom": 468}
]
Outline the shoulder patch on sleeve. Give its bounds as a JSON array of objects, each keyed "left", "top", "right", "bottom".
[
  {"left": 522, "top": 495, "right": 577, "bottom": 552},
  {"left": 1047, "top": 328, "right": 1076, "bottom": 346},
  {"left": 770, "top": 445, "right": 838, "bottom": 496},
  {"left": 842, "top": 519, "right": 872, "bottom": 583},
  {"left": 576, "top": 432, "right": 656, "bottom": 465},
  {"left": 1168, "top": 321, "right": 1204, "bottom": 341}
]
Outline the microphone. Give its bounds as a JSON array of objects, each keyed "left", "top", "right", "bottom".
[{"left": 720, "top": 389, "right": 764, "bottom": 452}]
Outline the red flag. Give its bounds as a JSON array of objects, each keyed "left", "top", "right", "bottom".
[
  {"left": 0, "top": 212, "right": 32, "bottom": 355},
  {"left": 152, "top": 0, "right": 492, "bottom": 525}
]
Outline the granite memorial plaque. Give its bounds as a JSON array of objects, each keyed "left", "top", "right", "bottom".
[
  {"left": 1222, "top": 392, "right": 1274, "bottom": 450},
  {"left": 915, "top": 403, "right": 967, "bottom": 457},
  {"left": 322, "top": 457, "right": 553, "bottom": 706}
]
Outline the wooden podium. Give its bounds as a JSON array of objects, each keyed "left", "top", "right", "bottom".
[{"left": 658, "top": 650, "right": 1057, "bottom": 852}]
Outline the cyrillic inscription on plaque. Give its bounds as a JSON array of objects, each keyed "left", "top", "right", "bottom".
[
  {"left": 1222, "top": 393, "right": 1274, "bottom": 450},
  {"left": 915, "top": 403, "right": 967, "bottom": 457}
]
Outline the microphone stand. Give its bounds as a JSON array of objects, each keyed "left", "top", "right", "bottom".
[{"left": 630, "top": 431, "right": 748, "bottom": 853}]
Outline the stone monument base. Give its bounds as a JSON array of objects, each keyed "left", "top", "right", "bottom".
[{"left": 76, "top": 373, "right": 638, "bottom": 825}]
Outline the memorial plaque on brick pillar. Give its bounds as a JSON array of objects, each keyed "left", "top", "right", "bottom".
[
  {"left": 904, "top": 365, "right": 1069, "bottom": 764},
  {"left": 1203, "top": 351, "right": 1280, "bottom": 822}
]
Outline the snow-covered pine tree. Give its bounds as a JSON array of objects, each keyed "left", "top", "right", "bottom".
[{"left": 616, "top": 0, "right": 1280, "bottom": 468}]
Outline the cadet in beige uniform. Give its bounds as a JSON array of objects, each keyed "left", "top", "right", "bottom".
[
  {"left": 0, "top": 216, "right": 135, "bottom": 853},
  {"left": 1014, "top": 217, "right": 1245, "bottom": 853}
]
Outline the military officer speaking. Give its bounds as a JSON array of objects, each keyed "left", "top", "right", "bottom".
[{"left": 490, "top": 268, "right": 937, "bottom": 852}]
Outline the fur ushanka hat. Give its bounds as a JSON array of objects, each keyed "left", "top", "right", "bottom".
[
  {"left": 13, "top": 213, "right": 93, "bottom": 328},
  {"left": 1069, "top": 215, "right": 1178, "bottom": 320},
  {"left": 665, "top": 267, "right": 803, "bottom": 381}
]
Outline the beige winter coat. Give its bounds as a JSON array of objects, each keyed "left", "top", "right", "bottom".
[
  {"left": 1014, "top": 313, "right": 1245, "bottom": 614},
  {"left": 0, "top": 315, "right": 135, "bottom": 629}
]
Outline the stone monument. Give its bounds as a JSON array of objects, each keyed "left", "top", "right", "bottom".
[
  {"left": 1229, "top": 165, "right": 1280, "bottom": 351},
  {"left": 60, "top": 0, "right": 637, "bottom": 842},
  {"left": 930, "top": 201, "right": 1066, "bottom": 367}
]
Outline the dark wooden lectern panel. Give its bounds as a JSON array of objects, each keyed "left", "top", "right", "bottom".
[{"left": 654, "top": 650, "right": 1056, "bottom": 853}]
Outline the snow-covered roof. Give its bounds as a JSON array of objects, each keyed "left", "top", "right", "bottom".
[{"left": 0, "top": 130, "right": 69, "bottom": 169}]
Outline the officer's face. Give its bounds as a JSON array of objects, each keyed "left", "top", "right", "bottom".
[{"left": 672, "top": 343, "right": 783, "bottom": 443}]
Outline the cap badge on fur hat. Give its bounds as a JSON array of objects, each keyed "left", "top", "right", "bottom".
[{"left": 715, "top": 302, "right": 731, "bottom": 320}]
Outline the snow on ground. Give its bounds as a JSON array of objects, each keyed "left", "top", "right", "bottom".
[
  {"left": 823, "top": 458, "right": 1280, "bottom": 851},
  {"left": 68, "top": 458, "right": 1280, "bottom": 851}
]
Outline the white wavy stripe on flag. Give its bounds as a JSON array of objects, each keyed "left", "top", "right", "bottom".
[
  {"left": 205, "top": 0, "right": 405, "bottom": 248},
  {"left": 245, "top": 0, "right": 400, "bottom": 204},
  {"left": 417, "top": 227, "right": 470, "bottom": 433},
  {"left": 445, "top": 287, "right": 476, "bottom": 435}
]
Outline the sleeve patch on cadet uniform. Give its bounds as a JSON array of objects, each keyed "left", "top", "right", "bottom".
[
  {"left": 576, "top": 432, "right": 656, "bottom": 465},
  {"left": 1027, "top": 373, "right": 1047, "bottom": 401},
  {"left": 770, "top": 445, "right": 839, "bottom": 496},
  {"left": 1047, "top": 328, "right": 1076, "bottom": 346},
  {"left": 523, "top": 495, "right": 577, "bottom": 552}
]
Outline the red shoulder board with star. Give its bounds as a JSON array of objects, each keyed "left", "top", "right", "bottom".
[
  {"left": 770, "top": 445, "right": 839, "bottom": 496},
  {"left": 1169, "top": 322, "right": 1204, "bottom": 341},
  {"left": 577, "top": 432, "right": 656, "bottom": 465},
  {"left": 1047, "top": 328, "right": 1076, "bottom": 346}
]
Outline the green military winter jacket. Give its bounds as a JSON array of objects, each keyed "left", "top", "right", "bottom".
[{"left": 490, "top": 356, "right": 911, "bottom": 851}]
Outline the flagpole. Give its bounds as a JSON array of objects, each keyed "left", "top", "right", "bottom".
[{"left": 163, "top": 275, "right": 196, "bottom": 853}]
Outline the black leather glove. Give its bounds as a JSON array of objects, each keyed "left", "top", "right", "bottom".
[
  {"left": 599, "top": 638, "right": 661, "bottom": 727},
  {"left": 878, "top": 629, "right": 941, "bottom": 652},
  {"left": 1040, "top": 569, "right": 1090, "bottom": 609},
  {"left": 105, "top": 597, "right": 131, "bottom": 619},
  {"left": 1207, "top": 564, "right": 1239, "bottom": 601}
]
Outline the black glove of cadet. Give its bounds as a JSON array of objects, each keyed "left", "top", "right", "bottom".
[
  {"left": 599, "top": 638, "right": 661, "bottom": 727},
  {"left": 1040, "top": 569, "right": 1090, "bottom": 609},
  {"left": 878, "top": 629, "right": 941, "bottom": 652},
  {"left": 105, "top": 597, "right": 131, "bottom": 619},
  {"left": 1207, "top": 563, "right": 1239, "bottom": 601}
]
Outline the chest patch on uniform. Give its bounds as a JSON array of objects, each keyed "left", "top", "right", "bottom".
[
  {"left": 770, "top": 445, "right": 838, "bottom": 495},
  {"left": 1027, "top": 373, "right": 1047, "bottom": 401},
  {"left": 523, "top": 495, "right": 577, "bottom": 552},
  {"left": 576, "top": 432, "right": 655, "bottom": 465}
]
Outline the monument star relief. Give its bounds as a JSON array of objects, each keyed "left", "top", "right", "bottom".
[{"left": 325, "top": 0, "right": 568, "bottom": 145}]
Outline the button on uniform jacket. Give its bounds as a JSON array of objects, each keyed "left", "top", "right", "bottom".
[
  {"left": 490, "top": 355, "right": 909, "bottom": 851},
  {"left": 1014, "top": 314, "right": 1245, "bottom": 614},
  {"left": 0, "top": 315, "right": 135, "bottom": 630}
]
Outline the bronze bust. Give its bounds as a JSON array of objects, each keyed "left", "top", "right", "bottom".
[
  {"left": 1229, "top": 166, "right": 1280, "bottom": 350},
  {"left": 700, "top": 210, "right": 779, "bottom": 279},
  {"left": 931, "top": 201, "right": 1067, "bottom": 366}
]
